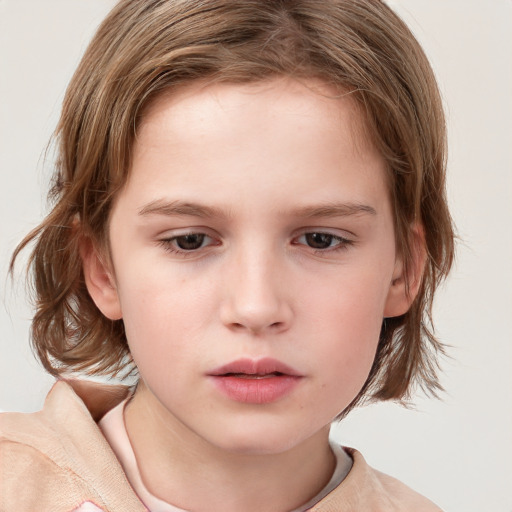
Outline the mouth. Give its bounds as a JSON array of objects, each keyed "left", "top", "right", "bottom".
[
  {"left": 219, "top": 372, "right": 288, "bottom": 379},
  {"left": 208, "top": 358, "right": 302, "bottom": 404},
  {"left": 208, "top": 357, "right": 301, "bottom": 378}
]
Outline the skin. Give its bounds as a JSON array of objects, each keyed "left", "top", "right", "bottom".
[{"left": 83, "top": 77, "right": 420, "bottom": 511}]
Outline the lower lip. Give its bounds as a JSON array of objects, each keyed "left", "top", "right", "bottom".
[{"left": 210, "top": 375, "right": 301, "bottom": 404}]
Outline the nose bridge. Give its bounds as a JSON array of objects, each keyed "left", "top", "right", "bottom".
[{"left": 221, "top": 237, "right": 292, "bottom": 333}]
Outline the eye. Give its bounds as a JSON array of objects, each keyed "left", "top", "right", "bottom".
[
  {"left": 159, "top": 232, "right": 216, "bottom": 253},
  {"left": 304, "top": 233, "right": 337, "bottom": 249},
  {"left": 295, "top": 232, "right": 353, "bottom": 251},
  {"left": 173, "top": 233, "right": 208, "bottom": 250}
]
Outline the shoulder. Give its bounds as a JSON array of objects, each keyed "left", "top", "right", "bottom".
[
  {"left": 312, "top": 447, "right": 443, "bottom": 512},
  {"left": 0, "top": 380, "right": 146, "bottom": 512}
]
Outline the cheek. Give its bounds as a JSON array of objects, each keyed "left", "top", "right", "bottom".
[
  {"left": 299, "top": 270, "right": 389, "bottom": 403},
  {"left": 302, "top": 265, "right": 389, "bottom": 343},
  {"left": 114, "top": 267, "right": 215, "bottom": 370}
]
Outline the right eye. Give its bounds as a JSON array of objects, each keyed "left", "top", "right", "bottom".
[{"left": 159, "top": 232, "right": 216, "bottom": 253}]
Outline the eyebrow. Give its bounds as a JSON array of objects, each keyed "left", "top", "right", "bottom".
[
  {"left": 138, "top": 199, "right": 377, "bottom": 219},
  {"left": 138, "top": 199, "right": 229, "bottom": 219},
  {"left": 289, "top": 202, "right": 377, "bottom": 218}
]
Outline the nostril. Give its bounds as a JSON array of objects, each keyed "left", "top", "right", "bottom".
[{"left": 229, "top": 321, "right": 283, "bottom": 333}]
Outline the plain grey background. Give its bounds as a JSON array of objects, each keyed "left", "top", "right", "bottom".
[{"left": 1, "top": 1, "right": 511, "bottom": 511}]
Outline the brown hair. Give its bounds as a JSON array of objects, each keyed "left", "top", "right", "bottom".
[{"left": 11, "top": 0, "right": 454, "bottom": 409}]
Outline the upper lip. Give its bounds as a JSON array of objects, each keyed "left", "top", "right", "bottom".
[{"left": 208, "top": 357, "right": 301, "bottom": 377}]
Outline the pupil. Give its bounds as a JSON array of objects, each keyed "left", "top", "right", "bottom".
[
  {"left": 176, "top": 234, "right": 205, "bottom": 250},
  {"left": 306, "top": 233, "right": 333, "bottom": 249}
]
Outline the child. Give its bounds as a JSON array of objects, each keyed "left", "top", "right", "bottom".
[{"left": 1, "top": 0, "right": 454, "bottom": 510}]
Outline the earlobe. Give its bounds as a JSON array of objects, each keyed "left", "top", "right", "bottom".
[
  {"left": 383, "top": 224, "right": 427, "bottom": 318},
  {"left": 80, "top": 236, "right": 122, "bottom": 320}
]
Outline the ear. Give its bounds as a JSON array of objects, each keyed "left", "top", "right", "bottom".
[
  {"left": 384, "top": 224, "right": 427, "bottom": 318},
  {"left": 80, "top": 236, "right": 122, "bottom": 320}
]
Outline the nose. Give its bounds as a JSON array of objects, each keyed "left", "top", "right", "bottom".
[{"left": 219, "top": 245, "right": 293, "bottom": 335}]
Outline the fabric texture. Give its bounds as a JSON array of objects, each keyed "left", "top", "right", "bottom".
[{"left": 0, "top": 380, "right": 443, "bottom": 512}]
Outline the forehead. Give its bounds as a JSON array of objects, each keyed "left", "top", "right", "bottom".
[
  {"left": 121, "top": 77, "right": 388, "bottom": 216},
  {"left": 137, "top": 77, "right": 372, "bottom": 154}
]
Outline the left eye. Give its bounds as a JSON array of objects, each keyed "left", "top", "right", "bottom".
[
  {"left": 164, "top": 233, "right": 212, "bottom": 251},
  {"left": 296, "top": 232, "right": 346, "bottom": 249}
]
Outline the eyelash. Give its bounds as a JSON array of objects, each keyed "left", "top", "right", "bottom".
[
  {"left": 158, "top": 231, "right": 354, "bottom": 256},
  {"left": 158, "top": 233, "right": 215, "bottom": 255},
  {"left": 293, "top": 232, "right": 354, "bottom": 254}
]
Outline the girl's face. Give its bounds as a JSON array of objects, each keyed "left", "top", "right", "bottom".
[{"left": 89, "top": 78, "right": 410, "bottom": 454}]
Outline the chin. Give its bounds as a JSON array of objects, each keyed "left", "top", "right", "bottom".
[
  {"left": 205, "top": 416, "right": 325, "bottom": 457},
  {"left": 214, "top": 436, "right": 298, "bottom": 456}
]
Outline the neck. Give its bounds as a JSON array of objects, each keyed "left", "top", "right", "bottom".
[{"left": 124, "top": 384, "right": 335, "bottom": 512}]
